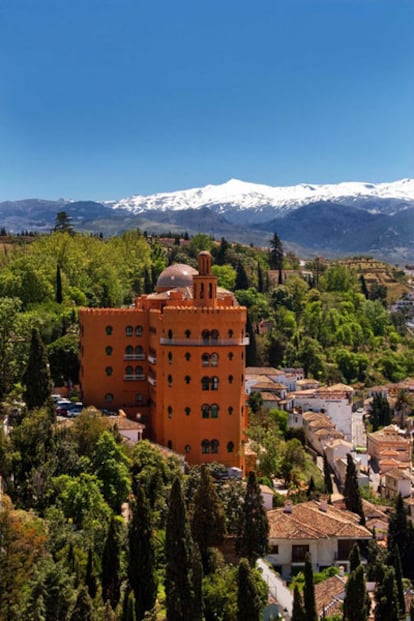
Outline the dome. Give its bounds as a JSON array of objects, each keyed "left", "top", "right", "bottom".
[{"left": 156, "top": 263, "right": 198, "bottom": 291}]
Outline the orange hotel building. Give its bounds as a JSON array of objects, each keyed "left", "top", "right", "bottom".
[{"left": 79, "top": 251, "right": 249, "bottom": 469}]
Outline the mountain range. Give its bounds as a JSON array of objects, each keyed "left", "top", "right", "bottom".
[{"left": 2, "top": 178, "right": 414, "bottom": 262}]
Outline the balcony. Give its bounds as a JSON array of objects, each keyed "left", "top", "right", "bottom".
[
  {"left": 147, "top": 376, "right": 157, "bottom": 386},
  {"left": 123, "top": 374, "right": 146, "bottom": 381},
  {"left": 147, "top": 354, "right": 157, "bottom": 364},
  {"left": 159, "top": 337, "right": 249, "bottom": 347},
  {"left": 124, "top": 354, "right": 146, "bottom": 361}
]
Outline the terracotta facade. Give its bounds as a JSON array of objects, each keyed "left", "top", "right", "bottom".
[{"left": 79, "top": 252, "right": 249, "bottom": 469}]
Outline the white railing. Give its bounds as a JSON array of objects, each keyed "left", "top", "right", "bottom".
[
  {"left": 147, "top": 376, "right": 157, "bottom": 386},
  {"left": 124, "top": 354, "right": 146, "bottom": 360},
  {"left": 159, "top": 337, "right": 249, "bottom": 346},
  {"left": 123, "top": 374, "right": 146, "bottom": 381}
]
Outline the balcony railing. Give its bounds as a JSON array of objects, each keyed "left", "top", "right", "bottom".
[
  {"left": 123, "top": 374, "right": 146, "bottom": 381},
  {"left": 159, "top": 337, "right": 249, "bottom": 347},
  {"left": 124, "top": 354, "right": 146, "bottom": 360},
  {"left": 147, "top": 354, "right": 157, "bottom": 364},
  {"left": 147, "top": 376, "right": 157, "bottom": 386}
]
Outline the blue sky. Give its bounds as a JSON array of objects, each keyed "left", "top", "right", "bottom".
[{"left": 1, "top": 0, "right": 413, "bottom": 200}]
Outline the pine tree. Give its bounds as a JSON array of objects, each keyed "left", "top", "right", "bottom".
[
  {"left": 23, "top": 328, "right": 52, "bottom": 411},
  {"left": 344, "top": 453, "right": 365, "bottom": 525},
  {"left": 236, "top": 558, "right": 262, "bottom": 621},
  {"left": 128, "top": 487, "right": 158, "bottom": 621},
  {"left": 303, "top": 552, "right": 317, "bottom": 621},
  {"left": 101, "top": 516, "right": 122, "bottom": 610},
  {"left": 323, "top": 453, "right": 333, "bottom": 496},
  {"left": 374, "top": 566, "right": 400, "bottom": 621},
  {"left": 343, "top": 565, "right": 369, "bottom": 621},
  {"left": 291, "top": 585, "right": 306, "bottom": 621},
  {"left": 165, "top": 478, "right": 202, "bottom": 621},
  {"left": 56, "top": 263, "right": 63, "bottom": 304},
  {"left": 269, "top": 232, "right": 284, "bottom": 270},
  {"left": 69, "top": 586, "right": 95, "bottom": 621},
  {"left": 236, "top": 471, "right": 269, "bottom": 566},
  {"left": 190, "top": 465, "right": 226, "bottom": 573}
]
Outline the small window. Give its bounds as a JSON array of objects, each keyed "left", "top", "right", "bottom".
[
  {"left": 136, "top": 394, "right": 143, "bottom": 403},
  {"left": 228, "top": 352, "right": 234, "bottom": 361},
  {"left": 135, "top": 345, "right": 143, "bottom": 355},
  {"left": 167, "top": 406, "right": 173, "bottom": 419},
  {"left": 168, "top": 374, "right": 173, "bottom": 386},
  {"left": 167, "top": 440, "right": 172, "bottom": 449},
  {"left": 211, "top": 404, "right": 219, "bottom": 418},
  {"left": 168, "top": 329, "right": 173, "bottom": 340},
  {"left": 202, "top": 404, "right": 210, "bottom": 419},
  {"left": 106, "top": 325, "right": 113, "bottom": 335},
  {"left": 185, "top": 407, "right": 191, "bottom": 416},
  {"left": 185, "top": 329, "right": 191, "bottom": 338},
  {"left": 201, "top": 439, "right": 210, "bottom": 454},
  {"left": 125, "top": 345, "right": 133, "bottom": 355},
  {"left": 202, "top": 377, "right": 210, "bottom": 391},
  {"left": 126, "top": 366, "right": 133, "bottom": 375},
  {"left": 202, "top": 353, "right": 210, "bottom": 367},
  {"left": 228, "top": 375, "right": 233, "bottom": 384},
  {"left": 185, "top": 352, "right": 191, "bottom": 361},
  {"left": 210, "top": 439, "right": 219, "bottom": 454},
  {"left": 211, "top": 329, "right": 219, "bottom": 341},
  {"left": 168, "top": 352, "right": 173, "bottom": 363},
  {"left": 185, "top": 444, "right": 191, "bottom": 453},
  {"left": 211, "top": 376, "right": 219, "bottom": 391},
  {"left": 126, "top": 325, "right": 133, "bottom": 337},
  {"left": 135, "top": 366, "right": 143, "bottom": 375},
  {"left": 105, "top": 393, "right": 113, "bottom": 403},
  {"left": 228, "top": 406, "right": 233, "bottom": 415},
  {"left": 227, "top": 441, "right": 234, "bottom": 453},
  {"left": 185, "top": 375, "right": 191, "bottom": 385},
  {"left": 228, "top": 329, "right": 233, "bottom": 338},
  {"left": 135, "top": 325, "right": 143, "bottom": 336},
  {"left": 105, "top": 366, "right": 113, "bottom": 376},
  {"left": 210, "top": 353, "right": 219, "bottom": 367},
  {"left": 106, "top": 346, "right": 113, "bottom": 356},
  {"left": 202, "top": 329, "right": 209, "bottom": 343}
]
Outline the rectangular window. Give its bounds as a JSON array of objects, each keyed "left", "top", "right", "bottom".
[{"left": 292, "top": 545, "right": 309, "bottom": 563}]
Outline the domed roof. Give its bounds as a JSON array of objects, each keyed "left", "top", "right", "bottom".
[{"left": 156, "top": 263, "right": 198, "bottom": 291}]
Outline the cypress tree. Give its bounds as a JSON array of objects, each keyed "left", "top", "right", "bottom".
[
  {"left": 257, "top": 263, "right": 264, "bottom": 293},
  {"left": 102, "top": 516, "right": 122, "bottom": 610},
  {"left": 235, "top": 261, "right": 249, "bottom": 290},
  {"left": 85, "top": 547, "right": 97, "bottom": 600},
  {"left": 323, "top": 453, "right": 333, "bottom": 496},
  {"left": 123, "top": 590, "right": 137, "bottom": 621},
  {"left": 56, "top": 263, "right": 63, "bottom": 304},
  {"left": 165, "top": 478, "right": 202, "bottom": 621},
  {"left": 303, "top": 552, "right": 317, "bottom": 621},
  {"left": 374, "top": 566, "right": 400, "bottom": 621},
  {"left": 191, "top": 465, "right": 226, "bottom": 573},
  {"left": 69, "top": 586, "right": 95, "bottom": 621},
  {"left": 388, "top": 493, "right": 414, "bottom": 580},
  {"left": 236, "top": 471, "right": 269, "bottom": 566},
  {"left": 245, "top": 314, "right": 257, "bottom": 367},
  {"left": 291, "top": 585, "right": 306, "bottom": 621},
  {"left": 128, "top": 487, "right": 158, "bottom": 621},
  {"left": 144, "top": 269, "right": 152, "bottom": 294},
  {"left": 236, "top": 558, "right": 262, "bottom": 621},
  {"left": 392, "top": 545, "right": 406, "bottom": 617},
  {"left": 349, "top": 543, "right": 361, "bottom": 572},
  {"left": 343, "top": 565, "right": 369, "bottom": 621},
  {"left": 344, "top": 453, "right": 365, "bottom": 525},
  {"left": 269, "top": 232, "right": 284, "bottom": 270},
  {"left": 23, "top": 328, "right": 52, "bottom": 411}
]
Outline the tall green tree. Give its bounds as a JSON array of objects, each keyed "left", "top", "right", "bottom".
[
  {"left": 165, "top": 478, "right": 202, "bottom": 621},
  {"left": 93, "top": 430, "right": 131, "bottom": 512},
  {"left": 69, "top": 586, "right": 95, "bottom": 621},
  {"left": 190, "top": 465, "right": 226, "bottom": 573},
  {"left": 349, "top": 543, "right": 361, "bottom": 572},
  {"left": 269, "top": 232, "right": 284, "bottom": 270},
  {"left": 235, "top": 261, "right": 249, "bottom": 290},
  {"left": 56, "top": 263, "right": 63, "bottom": 303},
  {"left": 323, "top": 453, "right": 333, "bottom": 496},
  {"left": 374, "top": 567, "right": 400, "bottom": 621},
  {"left": 344, "top": 454, "right": 365, "bottom": 525},
  {"left": 343, "top": 565, "right": 369, "bottom": 621},
  {"left": 303, "top": 552, "right": 317, "bottom": 621},
  {"left": 392, "top": 546, "right": 405, "bottom": 618},
  {"left": 128, "top": 487, "right": 158, "bottom": 621},
  {"left": 236, "top": 471, "right": 269, "bottom": 566},
  {"left": 0, "top": 297, "right": 25, "bottom": 400},
  {"left": 23, "top": 327, "right": 52, "bottom": 411},
  {"left": 291, "top": 584, "right": 306, "bottom": 621},
  {"left": 236, "top": 558, "right": 263, "bottom": 621},
  {"left": 387, "top": 493, "right": 414, "bottom": 580},
  {"left": 101, "top": 516, "right": 123, "bottom": 610},
  {"left": 85, "top": 547, "right": 97, "bottom": 600},
  {"left": 370, "top": 393, "right": 392, "bottom": 431},
  {"left": 54, "top": 211, "right": 74, "bottom": 234}
]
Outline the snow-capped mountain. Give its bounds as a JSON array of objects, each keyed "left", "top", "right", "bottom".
[{"left": 106, "top": 178, "right": 414, "bottom": 224}]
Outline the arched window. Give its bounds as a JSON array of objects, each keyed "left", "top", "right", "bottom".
[
  {"left": 167, "top": 406, "right": 173, "bottom": 418},
  {"left": 105, "top": 366, "right": 113, "bottom": 376},
  {"left": 202, "top": 329, "right": 210, "bottom": 343},
  {"left": 202, "top": 404, "right": 210, "bottom": 419},
  {"left": 106, "top": 325, "right": 113, "bottom": 335},
  {"left": 210, "top": 353, "right": 219, "bottom": 367},
  {"left": 135, "top": 345, "right": 143, "bottom": 355},
  {"left": 211, "top": 404, "right": 219, "bottom": 418},
  {"left": 105, "top": 346, "right": 113, "bottom": 356},
  {"left": 228, "top": 406, "right": 233, "bottom": 415},
  {"left": 228, "top": 352, "right": 234, "bottom": 361},
  {"left": 211, "top": 329, "right": 219, "bottom": 341},
  {"left": 227, "top": 441, "right": 234, "bottom": 453},
  {"left": 202, "top": 376, "right": 210, "bottom": 391},
  {"left": 126, "top": 325, "right": 133, "bottom": 337},
  {"left": 167, "top": 440, "right": 172, "bottom": 449},
  {"left": 201, "top": 439, "right": 210, "bottom": 454},
  {"left": 168, "top": 352, "right": 173, "bottom": 363},
  {"left": 135, "top": 325, "right": 143, "bottom": 336},
  {"left": 125, "top": 366, "right": 133, "bottom": 375},
  {"left": 125, "top": 345, "right": 133, "bottom": 355},
  {"left": 228, "top": 375, "right": 233, "bottom": 384},
  {"left": 209, "top": 282, "right": 213, "bottom": 298},
  {"left": 135, "top": 366, "right": 143, "bottom": 375},
  {"left": 105, "top": 393, "right": 113, "bottom": 402},
  {"left": 168, "top": 329, "right": 173, "bottom": 340},
  {"left": 210, "top": 439, "right": 219, "bottom": 454},
  {"left": 185, "top": 352, "right": 191, "bottom": 361},
  {"left": 228, "top": 329, "right": 234, "bottom": 338},
  {"left": 185, "top": 329, "right": 191, "bottom": 338},
  {"left": 211, "top": 376, "right": 219, "bottom": 391},
  {"left": 200, "top": 283, "right": 204, "bottom": 298},
  {"left": 202, "top": 353, "right": 210, "bottom": 367},
  {"left": 185, "top": 407, "right": 191, "bottom": 416},
  {"left": 168, "top": 374, "right": 173, "bottom": 386},
  {"left": 185, "top": 444, "right": 191, "bottom": 453},
  {"left": 185, "top": 375, "right": 191, "bottom": 385}
]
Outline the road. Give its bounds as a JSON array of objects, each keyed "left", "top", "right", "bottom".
[{"left": 257, "top": 559, "right": 292, "bottom": 620}]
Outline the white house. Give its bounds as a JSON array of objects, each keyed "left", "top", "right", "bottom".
[
  {"left": 293, "top": 384, "right": 353, "bottom": 441},
  {"left": 382, "top": 468, "right": 412, "bottom": 500}
]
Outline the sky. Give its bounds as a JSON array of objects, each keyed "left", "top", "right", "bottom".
[{"left": 0, "top": 0, "right": 413, "bottom": 201}]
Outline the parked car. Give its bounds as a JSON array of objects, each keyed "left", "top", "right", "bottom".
[{"left": 56, "top": 401, "right": 84, "bottom": 417}]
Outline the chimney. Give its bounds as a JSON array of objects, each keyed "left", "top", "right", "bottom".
[
  {"left": 320, "top": 498, "right": 328, "bottom": 512},
  {"left": 284, "top": 500, "right": 293, "bottom": 513},
  {"left": 339, "top": 565, "right": 345, "bottom": 577}
]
